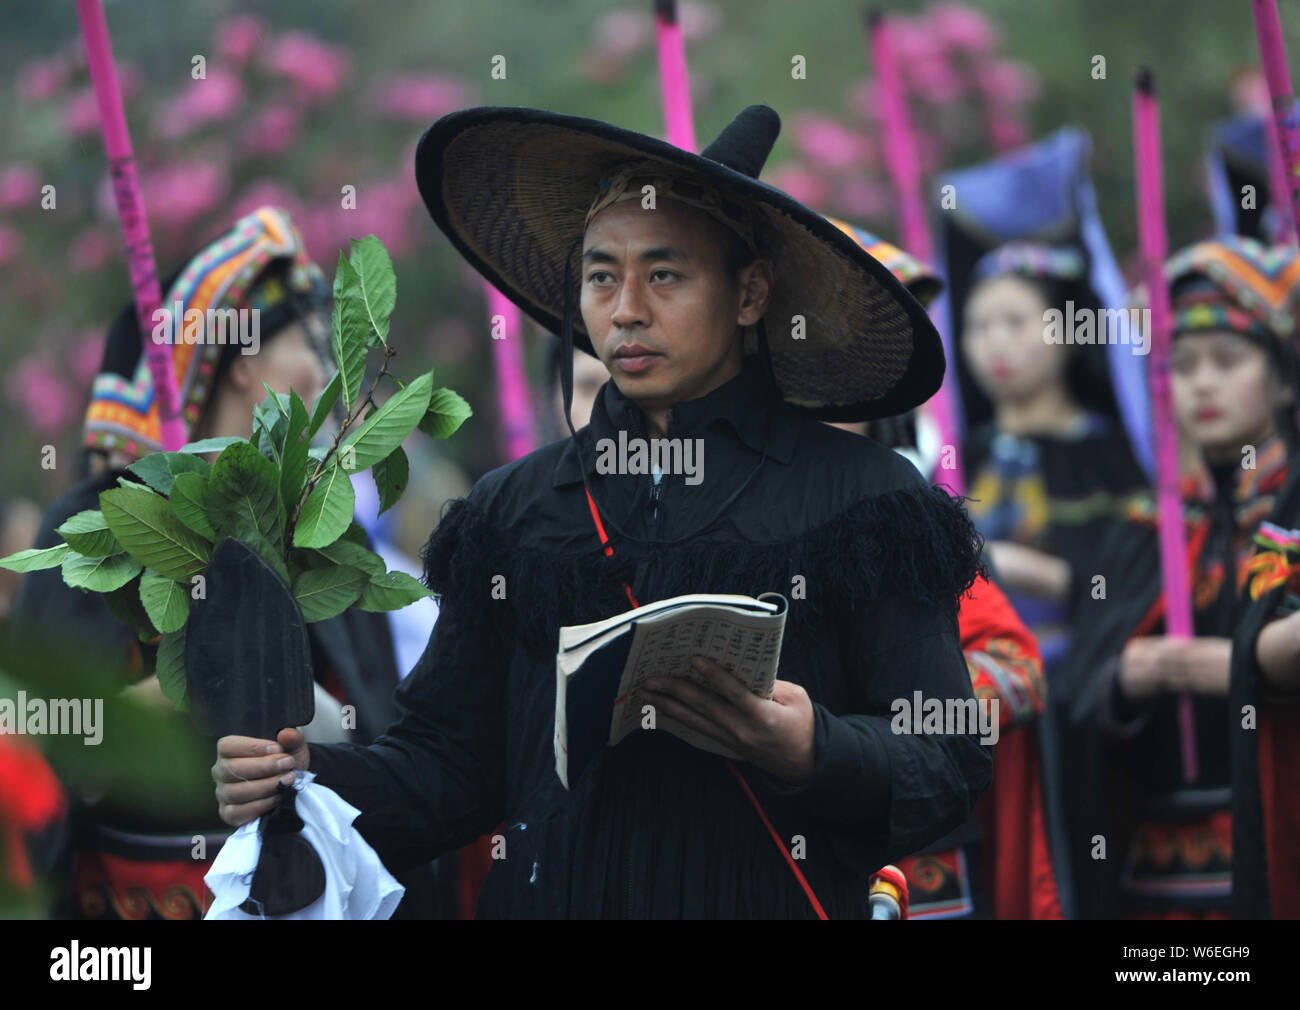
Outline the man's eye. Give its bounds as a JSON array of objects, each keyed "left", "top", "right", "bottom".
[
  {"left": 651, "top": 270, "right": 679, "bottom": 282},
  {"left": 588, "top": 271, "right": 611, "bottom": 283}
]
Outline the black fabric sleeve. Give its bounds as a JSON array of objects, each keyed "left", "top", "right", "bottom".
[
  {"left": 748, "top": 591, "right": 993, "bottom": 874},
  {"left": 307, "top": 498, "right": 510, "bottom": 874},
  {"left": 743, "top": 476, "right": 994, "bottom": 875}
]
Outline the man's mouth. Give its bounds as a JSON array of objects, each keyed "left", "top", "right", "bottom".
[{"left": 612, "top": 343, "right": 663, "bottom": 374}]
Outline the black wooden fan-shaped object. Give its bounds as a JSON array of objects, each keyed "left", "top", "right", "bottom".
[
  {"left": 185, "top": 537, "right": 315, "bottom": 741},
  {"left": 186, "top": 537, "right": 323, "bottom": 916}
]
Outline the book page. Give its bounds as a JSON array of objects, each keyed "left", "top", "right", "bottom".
[{"left": 607, "top": 603, "right": 786, "bottom": 748}]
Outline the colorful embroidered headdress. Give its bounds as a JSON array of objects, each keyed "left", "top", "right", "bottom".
[{"left": 82, "top": 206, "right": 329, "bottom": 460}]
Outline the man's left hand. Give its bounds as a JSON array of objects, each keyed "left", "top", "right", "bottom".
[{"left": 639, "top": 656, "right": 816, "bottom": 785}]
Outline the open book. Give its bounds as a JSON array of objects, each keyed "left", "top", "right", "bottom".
[{"left": 554, "top": 591, "right": 788, "bottom": 789}]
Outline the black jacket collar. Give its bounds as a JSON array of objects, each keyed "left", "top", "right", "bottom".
[{"left": 552, "top": 353, "right": 797, "bottom": 488}]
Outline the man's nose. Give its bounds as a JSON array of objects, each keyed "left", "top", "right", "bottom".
[{"left": 611, "top": 275, "right": 650, "bottom": 327}]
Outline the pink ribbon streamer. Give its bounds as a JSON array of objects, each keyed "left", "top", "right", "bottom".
[
  {"left": 75, "top": 0, "right": 185, "bottom": 451},
  {"left": 1133, "top": 69, "right": 1197, "bottom": 783},
  {"left": 484, "top": 283, "right": 537, "bottom": 462},
  {"left": 654, "top": 1, "right": 697, "bottom": 151},
  {"left": 868, "top": 11, "right": 964, "bottom": 493},
  {"left": 1253, "top": 0, "right": 1300, "bottom": 246}
]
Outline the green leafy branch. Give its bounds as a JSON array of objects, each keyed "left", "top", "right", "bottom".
[{"left": 0, "top": 236, "right": 473, "bottom": 709}]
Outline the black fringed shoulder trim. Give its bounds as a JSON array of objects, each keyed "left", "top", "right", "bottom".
[{"left": 421, "top": 482, "right": 985, "bottom": 659}]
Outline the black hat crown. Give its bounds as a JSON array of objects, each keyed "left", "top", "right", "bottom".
[{"left": 701, "top": 105, "right": 781, "bottom": 179}]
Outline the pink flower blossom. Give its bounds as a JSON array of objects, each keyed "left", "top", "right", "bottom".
[
  {"left": 101, "top": 161, "right": 228, "bottom": 230},
  {"left": 73, "top": 331, "right": 104, "bottom": 386},
  {"left": 792, "top": 114, "right": 872, "bottom": 172},
  {"left": 232, "top": 182, "right": 303, "bottom": 223},
  {"left": 986, "top": 115, "right": 1028, "bottom": 153},
  {"left": 217, "top": 14, "right": 266, "bottom": 64},
  {"left": 70, "top": 227, "right": 114, "bottom": 272},
  {"left": 977, "top": 60, "right": 1041, "bottom": 107},
  {"left": 8, "top": 356, "right": 75, "bottom": 435},
  {"left": 847, "top": 79, "right": 881, "bottom": 123},
  {"left": 903, "top": 54, "right": 967, "bottom": 104},
  {"left": 928, "top": 2, "right": 999, "bottom": 55},
  {"left": 17, "top": 58, "right": 68, "bottom": 103},
  {"left": 768, "top": 165, "right": 828, "bottom": 208},
  {"left": 837, "top": 178, "right": 889, "bottom": 219},
  {"left": 881, "top": 17, "right": 944, "bottom": 65},
  {"left": 63, "top": 88, "right": 101, "bottom": 136},
  {"left": 593, "top": 9, "right": 652, "bottom": 58},
  {"left": 374, "top": 74, "right": 473, "bottom": 122},
  {"left": 241, "top": 103, "right": 301, "bottom": 156},
  {"left": 0, "top": 164, "right": 40, "bottom": 210},
  {"left": 264, "top": 32, "right": 350, "bottom": 103},
  {"left": 155, "top": 67, "right": 243, "bottom": 138},
  {"left": 679, "top": 2, "right": 722, "bottom": 42}
]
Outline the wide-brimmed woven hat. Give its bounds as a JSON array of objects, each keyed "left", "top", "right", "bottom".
[{"left": 414, "top": 104, "right": 945, "bottom": 422}]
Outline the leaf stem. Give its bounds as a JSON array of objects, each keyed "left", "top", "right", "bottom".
[{"left": 287, "top": 345, "right": 396, "bottom": 543}]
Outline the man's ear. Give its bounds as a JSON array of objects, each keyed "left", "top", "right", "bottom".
[{"left": 737, "top": 259, "right": 773, "bottom": 327}]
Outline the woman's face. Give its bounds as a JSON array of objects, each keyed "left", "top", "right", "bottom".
[
  {"left": 963, "top": 274, "right": 1070, "bottom": 404},
  {"left": 223, "top": 317, "right": 329, "bottom": 428},
  {"left": 1171, "top": 330, "right": 1284, "bottom": 459}
]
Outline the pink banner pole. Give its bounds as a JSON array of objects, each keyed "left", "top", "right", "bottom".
[
  {"left": 1253, "top": 0, "right": 1300, "bottom": 244},
  {"left": 868, "top": 9, "right": 964, "bottom": 493},
  {"left": 654, "top": 0, "right": 697, "bottom": 151},
  {"left": 75, "top": 0, "right": 184, "bottom": 451},
  {"left": 484, "top": 283, "right": 537, "bottom": 462},
  {"left": 1264, "top": 97, "right": 1296, "bottom": 245},
  {"left": 1133, "top": 68, "right": 1197, "bottom": 783}
]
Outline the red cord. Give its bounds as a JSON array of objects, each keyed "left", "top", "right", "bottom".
[{"left": 582, "top": 487, "right": 828, "bottom": 919}]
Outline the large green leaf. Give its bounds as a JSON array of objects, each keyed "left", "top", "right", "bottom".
[
  {"left": 350, "top": 236, "right": 397, "bottom": 347},
  {"left": 139, "top": 569, "right": 190, "bottom": 634},
  {"left": 293, "top": 464, "right": 355, "bottom": 549},
  {"left": 292, "top": 566, "right": 367, "bottom": 622},
  {"left": 100, "top": 487, "right": 212, "bottom": 581},
  {"left": 205, "top": 441, "right": 285, "bottom": 555},
  {"left": 307, "top": 370, "right": 342, "bottom": 442},
  {"left": 338, "top": 521, "right": 369, "bottom": 547},
  {"left": 62, "top": 551, "right": 142, "bottom": 592},
  {"left": 156, "top": 627, "right": 188, "bottom": 711},
  {"left": 0, "top": 543, "right": 69, "bottom": 572},
  {"left": 281, "top": 389, "right": 312, "bottom": 512},
  {"left": 372, "top": 446, "right": 408, "bottom": 516},
  {"left": 177, "top": 436, "right": 244, "bottom": 456},
  {"left": 316, "top": 539, "right": 386, "bottom": 577},
  {"left": 419, "top": 387, "right": 473, "bottom": 440},
  {"left": 339, "top": 371, "right": 432, "bottom": 471},
  {"left": 127, "top": 451, "right": 211, "bottom": 497},
  {"left": 356, "top": 571, "right": 434, "bottom": 612},
  {"left": 331, "top": 254, "right": 369, "bottom": 411},
  {"left": 169, "top": 472, "right": 216, "bottom": 540},
  {"left": 56, "top": 510, "right": 120, "bottom": 557}
]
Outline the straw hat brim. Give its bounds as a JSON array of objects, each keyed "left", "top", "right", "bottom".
[{"left": 415, "top": 106, "right": 945, "bottom": 422}]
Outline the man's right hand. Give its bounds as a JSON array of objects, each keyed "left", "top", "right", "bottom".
[{"left": 212, "top": 728, "right": 310, "bottom": 827}]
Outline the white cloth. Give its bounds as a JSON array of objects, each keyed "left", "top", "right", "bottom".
[{"left": 204, "top": 772, "right": 404, "bottom": 920}]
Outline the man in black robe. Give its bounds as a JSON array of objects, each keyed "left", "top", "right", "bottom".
[{"left": 214, "top": 105, "right": 992, "bottom": 918}]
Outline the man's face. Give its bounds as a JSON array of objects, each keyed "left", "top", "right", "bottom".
[{"left": 579, "top": 198, "right": 770, "bottom": 415}]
